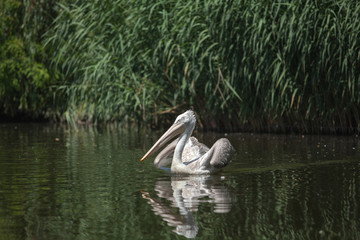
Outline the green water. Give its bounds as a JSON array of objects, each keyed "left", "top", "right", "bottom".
[{"left": 0, "top": 124, "right": 359, "bottom": 239}]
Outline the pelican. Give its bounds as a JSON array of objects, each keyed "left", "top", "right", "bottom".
[{"left": 140, "top": 110, "right": 235, "bottom": 174}]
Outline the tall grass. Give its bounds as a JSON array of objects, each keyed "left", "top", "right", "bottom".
[{"left": 46, "top": 0, "right": 360, "bottom": 133}]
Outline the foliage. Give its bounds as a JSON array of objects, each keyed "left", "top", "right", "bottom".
[
  {"left": 0, "top": 0, "right": 59, "bottom": 120},
  {"left": 1, "top": 0, "right": 360, "bottom": 133},
  {"left": 46, "top": 0, "right": 360, "bottom": 133}
]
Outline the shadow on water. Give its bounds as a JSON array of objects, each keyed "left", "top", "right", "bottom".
[{"left": 0, "top": 123, "right": 360, "bottom": 239}]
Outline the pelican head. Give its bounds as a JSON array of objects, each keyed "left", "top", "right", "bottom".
[
  {"left": 140, "top": 110, "right": 196, "bottom": 162},
  {"left": 174, "top": 110, "right": 196, "bottom": 128}
]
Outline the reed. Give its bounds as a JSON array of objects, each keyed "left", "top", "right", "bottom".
[{"left": 45, "top": 0, "right": 360, "bottom": 133}]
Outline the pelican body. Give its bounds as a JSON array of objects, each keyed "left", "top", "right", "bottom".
[{"left": 140, "top": 110, "right": 235, "bottom": 174}]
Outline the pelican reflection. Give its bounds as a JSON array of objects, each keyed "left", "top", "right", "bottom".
[{"left": 141, "top": 175, "right": 232, "bottom": 238}]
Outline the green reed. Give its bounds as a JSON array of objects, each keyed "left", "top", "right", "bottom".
[{"left": 45, "top": 0, "right": 360, "bottom": 133}]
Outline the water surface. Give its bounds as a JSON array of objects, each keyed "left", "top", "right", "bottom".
[{"left": 0, "top": 124, "right": 359, "bottom": 239}]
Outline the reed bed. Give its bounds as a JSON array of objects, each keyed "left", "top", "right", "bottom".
[{"left": 46, "top": 0, "right": 360, "bottom": 133}]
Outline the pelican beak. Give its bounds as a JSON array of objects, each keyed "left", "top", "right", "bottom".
[{"left": 140, "top": 123, "right": 185, "bottom": 162}]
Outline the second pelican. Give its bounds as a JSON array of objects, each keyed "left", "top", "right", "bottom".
[{"left": 140, "top": 110, "right": 235, "bottom": 174}]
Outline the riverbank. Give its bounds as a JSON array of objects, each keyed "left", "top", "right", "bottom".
[{"left": 1, "top": 1, "right": 360, "bottom": 134}]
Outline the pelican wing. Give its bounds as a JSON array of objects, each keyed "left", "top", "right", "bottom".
[
  {"left": 210, "top": 138, "right": 235, "bottom": 168},
  {"left": 197, "top": 138, "right": 235, "bottom": 169},
  {"left": 182, "top": 137, "right": 209, "bottom": 163}
]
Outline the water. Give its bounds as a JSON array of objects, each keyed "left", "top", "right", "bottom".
[{"left": 0, "top": 123, "right": 360, "bottom": 239}]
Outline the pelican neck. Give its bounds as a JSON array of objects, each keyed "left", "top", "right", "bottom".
[{"left": 172, "top": 123, "right": 194, "bottom": 165}]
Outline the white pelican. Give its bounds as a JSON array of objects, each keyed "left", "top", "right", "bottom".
[{"left": 140, "top": 110, "right": 235, "bottom": 174}]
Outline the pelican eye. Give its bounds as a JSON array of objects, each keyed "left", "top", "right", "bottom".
[{"left": 175, "top": 116, "right": 185, "bottom": 124}]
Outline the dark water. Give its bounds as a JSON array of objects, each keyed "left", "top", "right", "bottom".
[{"left": 0, "top": 123, "right": 360, "bottom": 239}]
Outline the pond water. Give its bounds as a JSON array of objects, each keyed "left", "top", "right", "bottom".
[{"left": 0, "top": 123, "right": 360, "bottom": 239}]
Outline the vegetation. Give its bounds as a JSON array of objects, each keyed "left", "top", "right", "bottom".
[
  {"left": 1, "top": 0, "right": 360, "bottom": 133},
  {"left": 0, "top": 0, "right": 61, "bottom": 120}
]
